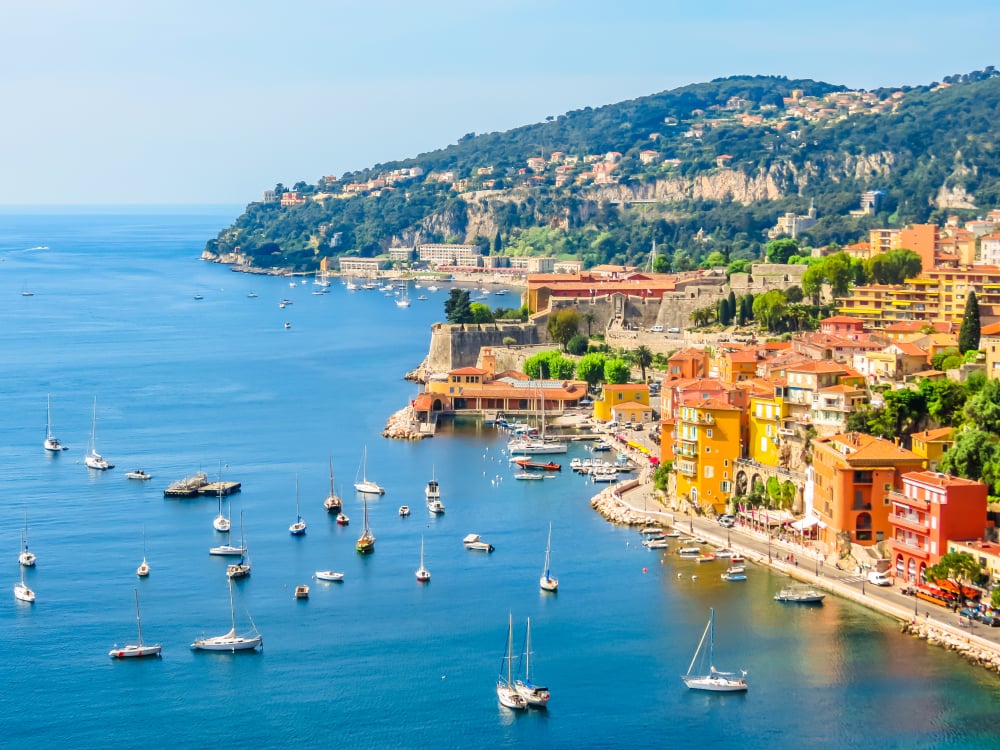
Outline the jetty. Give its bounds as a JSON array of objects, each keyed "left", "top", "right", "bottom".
[
  {"left": 163, "top": 472, "right": 209, "bottom": 498},
  {"left": 198, "top": 481, "right": 242, "bottom": 497}
]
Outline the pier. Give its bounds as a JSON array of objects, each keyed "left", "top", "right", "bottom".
[{"left": 198, "top": 481, "right": 242, "bottom": 497}]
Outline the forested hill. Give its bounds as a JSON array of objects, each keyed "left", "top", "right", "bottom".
[{"left": 205, "top": 69, "right": 1000, "bottom": 272}]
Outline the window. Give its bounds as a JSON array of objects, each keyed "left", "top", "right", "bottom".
[
  {"left": 721, "top": 481, "right": 732, "bottom": 493},
  {"left": 704, "top": 466, "right": 714, "bottom": 478},
  {"left": 761, "top": 436, "right": 768, "bottom": 452},
  {"left": 706, "top": 429, "right": 713, "bottom": 438},
  {"left": 705, "top": 446, "right": 711, "bottom": 453}
]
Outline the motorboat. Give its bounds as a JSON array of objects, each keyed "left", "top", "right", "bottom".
[
  {"left": 642, "top": 538, "right": 669, "bottom": 549},
  {"left": 515, "top": 472, "right": 544, "bottom": 480},
  {"left": 774, "top": 585, "right": 825, "bottom": 604},
  {"left": 314, "top": 571, "right": 344, "bottom": 582},
  {"left": 514, "top": 616, "right": 550, "bottom": 707},
  {"left": 209, "top": 543, "right": 245, "bottom": 556},
  {"left": 191, "top": 579, "right": 261, "bottom": 652},
  {"left": 336, "top": 512, "right": 350, "bottom": 526},
  {"left": 696, "top": 553, "right": 717, "bottom": 563},
  {"left": 425, "top": 470, "right": 441, "bottom": 503},
  {"left": 512, "top": 459, "right": 561, "bottom": 471},
  {"left": 497, "top": 613, "right": 528, "bottom": 711},
  {"left": 681, "top": 608, "right": 748, "bottom": 692},
  {"left": 726, "top": 564, "right": 746, "bottom": 575},
  {"left": 463, "top": 533, "right": 495, "bottom": 552},
  {"left": 294, "top": 585, "right": 310, "bottom": 600},
  {"left": 678, "top": 547, "right": 702, "bottom": 557},
  {"left": 427, "top": 498, "right": 446, "bottom": 514},
  {"left": 398, "top": 505, "right": 410, "bottom": 517},
  {"left": 730, "top": 554, "right": 745, "bottom": 565},
  {"left": 110, "top": 589, "right": 161, "bottom": 659},
  {"left": 415, "top": 536, "right": 431, "bottom": 582},
  {"left": 721, "top": 570, "right": 747, "bottom": 582},
  {"left": 126, "top": 469, "right": 152, "bottom": 480},
  {"left": 640, "top": 526, "right": 665, "bottom": 536}
]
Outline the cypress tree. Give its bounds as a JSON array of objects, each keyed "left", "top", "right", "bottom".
[{"left": 958, "top": 290, "right": 981, "bottom": 353}]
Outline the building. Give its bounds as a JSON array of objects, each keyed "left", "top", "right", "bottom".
[
  {"left": 947, "top": 539, "right": 1000, "bottom": 588},
  {"left": 387, "top": 246, "right": 415, "bottom": 263},
  {"left": 981, "top": 321, "right": 1000, "bottom": 380},
  {"left": 810, "top": 432, "right": 925, "bottom": 551},
  {"left": 748, "top": 383, "right": 791, "bottom": 467},
  {"left": 280, "top": 191, "right": 307, "bottom": 207},
  {"left": 667, "top": 348, "right": 710, "bottom": 382},
  {"left": 811, "top": 384, "right": 868, "bottom": 435},
  {"left": 594, "top": 383, "right": 650, "bottom": 423},
  {"left": 417, "top": 244, "right": 483, "bottom": 267},
  {"left": 717, "top": 348, "right": 758, "bottom": 383},
  {"left": 422, "top": 367, "right": 588, "bottom": 416},
  {"left": 886, "top": 471, "right": 988, "bottom": 584},
  {"left": 909, "top": 428, "right": 954, "bottom": 472},
  {"left": 338, "top": 257, "right": 383, "bottom": 275},
  {"left": 674, "top": 397, "right": 743, "bottom": 514},
  {"left": 820, "top": 316, "right": 866, "bottom": 338},
  {"left": 768, "top": 201, "right": 817, "bottom": 239}
]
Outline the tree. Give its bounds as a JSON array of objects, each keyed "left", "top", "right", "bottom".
[
  {"left": 630, "top": 345, "right": 654, "bottom": 382},
  {"left": 652, "top": 254, "right": 671, "bottom": 273},
  {"left": 963, "top": 377, "right": 1000, "bottom": 434},
  {"left": 752, "top": 290, "right": 788, "bottom": 333},
  {"left": 939, "top": 428, "right": 1000, "bottom": 496},
  {"left": 865, "top": 248, "right": 922, "bottom": 285},
  {"left": 492, "top": 231, "right": 502, "bottom": 255},
  {"left": 958, "top": 290, "right": 981, "bottom": 354},
  {"left": 765, "top": 238, "right": 799, "bottom": 264},
  {"left": 576, "top": 353, "right": 607, "bottom": 388},
  {"left": 444, "top": 288, "right": 472, "bottom": 323},
  {"left": 717, "top": 296, "right": 731, "bottom": 325},
  {"left": 604, "top": 357, "right": 630, "bottom": 384},
  {"left": 727, "top": 259, "right": 752, "bottom": 276},
  {"left": 582, "top": 311, "right": 597, "bottom": 336},
  {"left": 547, "top": 309, "right": 581, "bottom": 351},
  {"left": 524, "top": 351, "right": 576, "bottom": 380},
  {"left": 931, "top": 347, "right": 961, "bottom": 371},
  {"left": 925, "top": 551, "right": 983, "bottom": 602},
  {"left": 566, "top": 335, "right": 589, "bottom": 355},
  {"left": 917, "top": 378, "right": 968, "bottom": 426},
  {"left": 469, "top": 302, "right": 494, "bottom": 323}
]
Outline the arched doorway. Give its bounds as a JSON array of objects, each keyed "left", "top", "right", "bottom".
[{"left": 855, "top": 512, "right": 872, "bottom": 542}]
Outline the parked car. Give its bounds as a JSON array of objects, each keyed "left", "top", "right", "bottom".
[
  {"left": 667, "top": 327, "right": 681, "bottom": 334},
  {"left": 718, "top": 514, "right": 736, "bottom": 528},
  {"left": 867, "top": 570, "right": 891, "bottom": 586},
  {"left": 650, "top": 325, "right": 664, "bottom": 333}
]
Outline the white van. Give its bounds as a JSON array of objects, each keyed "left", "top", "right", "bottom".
[
  {"left": 650, "top": 325, "right": 664, "bottom": 333},
  {"left": 867, "top": 570, "right": 891, "bottom": 586}
]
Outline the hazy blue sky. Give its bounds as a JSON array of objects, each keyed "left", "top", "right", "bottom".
[{"left": 2, "top": 0, "right": 996, "bottom": 205}]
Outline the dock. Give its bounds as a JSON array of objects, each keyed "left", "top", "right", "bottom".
[
  {"left": 198, "top": 481, "right": 242, "bottom": 497},
  {"left": 163, "top": 472, "right": 208, "bottom": 498}
]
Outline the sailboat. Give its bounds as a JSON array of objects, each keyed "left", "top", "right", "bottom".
[
  {"left": 44, "top": 394, "right": 64, "bottom": 452},
  {"left": 514, "top": 617, "right": 550, "bottom": 707},
  {"left": 497, "top": 613, "right": 527, "bottom": 710},
  {"left": 425, "top": 467, "right": 445, "bottom": 513},
  {"left": 415, "top": 535, "right": 430, "bottom": 582},
  {"left": 289, "top": 474, "right": 306, "bottom": 535},
  {"left": 356, "top": 495, "right": 375, "bottom": 554},
  {"left": 323, "top": 456, "right": 342, "bottom": 513},
  {"left": 84, "top": 396, "right": 114, "bottom": 470},
  {"left": 191, "top": 578, "right": 262, "bottom": 652},
  {"left": 19, "top": 511, "right": 36, "bottom": 568},
  {"left": 213, "top": 487, "right": 230, "bottom": 532},
  {"left": 354, "top": 445, "right": 385, "bottom": 495},
  {"left": 136, "top": 526, "right": 150, "bottom": 577},
  {"left": 681, "top": 608, "right": 748, "bottom": 692},
  {"left": 110, "top": 589, "right": 161, "bottom": 658},
  {"left": 226, "top": 513, "right": 251, "bottom": 579},
  {"left": 14, "top": 564, "right": 35, "bottom": 603},
  {"left": 539, "top": 522, "right": 558, "bottom": 592},
  {"left": 395, "top": 285, "right": 411, "bottom": 307},
  {"left": 345, "top": 276, "right": 358, "bottom": 291},
  {"left": 507, "top": 387, "right": 567, "bottom": 455}
]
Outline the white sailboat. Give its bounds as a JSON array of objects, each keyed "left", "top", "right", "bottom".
[
  {"left": 289, "top": 474, "right": 306, "bottom": 535},
  {"left": 539, "top": 523, "right": 558, "bottom": 592},
  {"left": 213, "top": 490, "right": 230, "bottom": 533},
  {"left": 323, "top": 456, "right": 342, "bottom": 513},
  {"left": 19, "top": 511, "right": 36, "bottom": 568},
  {"left": 497, "top": 613, "right": 527, "bottom": 710},
  {"left": 507, "top": 386, "right": 568, "bottom": 455},
  {"left": 84, "top": 396, "right": 114, "bottom": 470},
  {"left": 353, "top": 445, "right": 385, "bottom": 495},
  {"left": 137, "top": 526, "right": 150, "bottom": 577},
  {"left": 14, "top": 565, "right": 35, "bottom": 603},
  {"left": 425, "top": 467, "right": 445, "bottom": 513},
  {"left": 44, "top": 394, "right": 64, "bottom": 452},
  {"left": 226, "top": 513, "right": 251, "bottom": 579},
  {"left": 395, "top": 285, "right": 411, "bottom": 307},
  {"left": 191, "top": 578, "right": 262, "bottom": 652},
  {"left": 110, "top": 589, "right": 161, "bottom": 658},
  {"left": 415, "top": 535, "right": 430, "bottom": 582},
  {"left": 514, "top": 616, "right": 550, "bottom": 707},
  {"left": 681, "top": 608, "right": 748, "bottom": 692}
]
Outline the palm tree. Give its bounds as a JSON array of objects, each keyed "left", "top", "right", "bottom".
[
  {"left": 583, "top": 311, "right": 597, "bottom": 336},
  {"left": 630, "top": 345, "right": 654, "bottom": 382}
]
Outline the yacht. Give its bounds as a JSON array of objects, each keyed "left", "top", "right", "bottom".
[{"left": 463, "top": 534, "right": 495, "bottom": 552}]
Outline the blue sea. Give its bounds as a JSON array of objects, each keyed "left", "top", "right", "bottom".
[{"left": 1, "top": 209, "right": 999, "bottom": 749}]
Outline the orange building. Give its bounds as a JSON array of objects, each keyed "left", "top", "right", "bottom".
[
  {"left": 666, "top": 347, "right": 710, "bottom": 382},
  {"left": 887, "top": 471, "right": 988, "bottom": 584},
  {"left": 811, "top": 432, "right": 925, "bottom": 551},
  {"left": 718, "top": 348, "right": 758, "bottom": 383}
]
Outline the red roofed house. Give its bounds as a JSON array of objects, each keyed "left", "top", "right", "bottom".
[
  {"left": 887, "top": 471, "right": 988, "bottom": 585},
  {"left": 820, "top": 315, "right": 866, "bottom": 339},
  {"left": 667, "top": 348, "right": 710, "bottom": 381}
]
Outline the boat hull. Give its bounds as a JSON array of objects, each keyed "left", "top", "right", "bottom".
[
  {"left": 497, "top": 683, "right": 527, "bottom": 710},
  {"left": 682, "top": 675, "right": 748, "bottom": 692},
  {"left": 314, "top": 571, "right": 344, "bottom": 582},
  {"left": 110, "top": 644, "right": 162, "bottom": 659},
  {"left": 14, "top": 584, "right": 35, "bottom": 603},
  {"left": 539, "top": 576, "right": 558, "bottom": 592},
  {"left": 191, "top": 635, "right": 261, "bottom": 652},
  {"left": 354, "top": 482, "right": 384, "bottom": 495},
  {"left": 209, "top": 546, "right": 245, "bottom": 557}
]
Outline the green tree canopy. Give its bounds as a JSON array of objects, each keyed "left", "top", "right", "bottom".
[
  {"left": 917, "top": 378, "right": 968, "bottom": 426},
  {"left": 939, "top": 428, "right": 1000, "bottom": 496},
  {"left": 604, "top": 357, "right": 630, "bottom": 384},
  {"left": 469, "top": 302, "right": 494, "bottom": 323},
  {"left": 523, "top": 350, "right": 576, "bottom": 380},
  {"left": 630, "top": 345, "right": 654, "bottom": 382},
  {"left": 444, "top": 288, "right": 472, "bottom": 323},
  {"left": 963, "top": 377, "right": 1000, "bottom": 433},
  {"left": 865, "top": 248, "right": 922, "bottom": 285},
  {"left": 576, "top": 352, "right": 607, "bottom": 387},
  {"left": 765, "top": 238, "right": 799, "bottom": 264},
  {"left": 926, "top": 551, "right": 984, "bottom": 592},
  {"left": 958, "top": 290, "right": 981, "bottom": 354},
  {"left": 751, "top": 290, "right": 788, "bottom": 332},
  {"left": 547, "top": 309, "right": 581, "bottom": 351}
]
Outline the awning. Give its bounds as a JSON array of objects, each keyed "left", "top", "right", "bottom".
[{"left": 791, "top": 516, "right": 826, "bottom": 530}]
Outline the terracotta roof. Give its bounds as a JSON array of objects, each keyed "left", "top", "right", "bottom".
[
  {"left": 885, "top": 321, "right": 927, "bottom": 333},
  {"left": 691, "top": 397, "right": 741, "bottom": 412},
  {"left": 669, "top": 347, "right": 708, "bottom": 361},
  {"left": 785, "top": 360, "right": 848, "bottom": 374},
  {"left": 892, "top": 342, "right": 929, "bottom": 357},
  {"left": 762, "top": 341, "right": 792, "bottom": 351},
  {"left": 413, "top": 394, "right": 434, "bottom": 410},
  {"left": 912, "top": 427, "right": 953, "bottom": 442},
  {"left": 613, "top": 400, "right": 651, "bottom": 411},
  {"left": 816, "top": 432, "right": 922, "bottom": 464},
  {"left": 603, "top": 383, "right": 650, "bottom": 393},
  {"left": 816, "top": 384, "right": 864, "bottom": 394},
  {"left": 821, "top": 315, "right": 865, "bottom": 325},
  {"left": 902, "top": 470, "right": 985, "bottom": 490},
  {"left": 981, "top": 321, "right": 1000, "bottom": 336},
  {"left": 449, "top": 367, "right": 488, "bottom": 376}
]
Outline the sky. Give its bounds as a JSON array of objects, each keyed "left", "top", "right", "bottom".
[{"left": 1, "top": 0, "right": 997, "bottom": 206}]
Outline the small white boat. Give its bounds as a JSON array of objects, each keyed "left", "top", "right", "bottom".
[
  {"left": 294, "top": 584, "right": 310, "bottom": 600},
  {"left": 336, "top": 512, "right": 350, "bottom": 526},
  {"left": 497, "top": 613, "right": 527, "bottom": 710},
  {"left": 110, "top": 589, "right": 161, "bottom": 659},
  {"left": 398, "top": 505, "right": 410, "bottom": 517},
  {"left": 314, "top": 570, "right": 344, "bottom": 582},
  {"left": 14, "top": 563, "right": 34, "bottom": 603},
  {"left": 126, "top": 469, "right": 152, "bottom": 480},
  {"left": 209, "top": 544, "right": 245, "bottom": 557},
  {"left": 642, "top": 538, "right": 669, "bottom": 550},
  {"left": 19, "top": 512, "right": 36, "bottom": 568},
  {"left": 213, "top": 484, "right": 231, "bottom": 533},
  {"left": 136, "top": 527, "right": 150, "bottom": 577},
  {"left": 417, "top": 295, "right": 428, "bottom": 301},
  {"left": 682, "top": 608, "right": 747, "bottom": 692},
  {"left": 247, "top": 291, "right": 258, "bottom": 298},
  {"left": 678, "top": 547, "right": 701, "bottom": 557},
  {"left": 640, "top": 526, "right": 665, "bottom": 536},
  {"left": 84, "top": 396, "right": 114, "bottom": 470},
  {"left": 539, "top": 523, "right": 558, "bottom": 592},
  {"left": 515, "top": 471, "right": 544, "bottom": 480},
  {"left": 774, "top": 585, "right": 825, "bottom": 604},
  {"left": 44, "top": 395, "right": 65, "bottom": 452},
  {"left": 289, "top": 475, "right": 306, "bottom": 535},
  {"left": 427, "top": 498, "right": 445, "bottom": 514},
  {"left": 463, "top": 533, "right": 494, "bottom": 552},
  {"left": 415, "top": 535, "right": 431, "bottom": 583},
  {"left": 191, "top": 579, "right": 261, "bottom": 652},
  {"left": 283, "top": 322, "right": 291, "bottom": 329},
  {"left": 721, "top": 571, "right": 747, "bottom": 582},
  {"left": 696, "top": 553, "right": 717, "bottom": 563}
]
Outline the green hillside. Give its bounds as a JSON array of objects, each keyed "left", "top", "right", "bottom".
[{"left": 205, "top": 69, "right": 1000, "bottom": 271}]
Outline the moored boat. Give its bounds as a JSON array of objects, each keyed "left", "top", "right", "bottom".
[
  {"left": 191, "top": 579, "right": 261, "bottom": 652},
  {"left": 398, "top": 505, "right": 410, "bottom": 517},
  {"left": 294, "top": 584, "right": 310, "bottom": 599},
  {"left": 126, "top": 469, "right": 152, "bottom": 480},
  {"left": 497, "top": 613, "right": 527, "bottom": 711},
  {"left": 463, "top": 533, "right": 494, "bottom": 552},
  {"left": 774, "top": 585, "right": 825, "bottom": 604},
  {"left": 110, "top": 589, "right": 161, "bottom": 659},
  {"left": 314, "top": 570, "right": 344, "bottom": 582},
  {"left": 682, "top": 608, "right": 747, "bottom": 692}
]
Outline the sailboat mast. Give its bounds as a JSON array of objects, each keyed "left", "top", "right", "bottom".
[
  {"left": 525, "top": 616, "right": 532, "bottom": 683},
  {"left": 228, "top": 578, "right": 237, "bottom": 633},
  {"left": 134, "top": 589, "right": 144, "bottom": 646},
  {"left": 686, "top": 616, "right": 712, "bottom": 676},
  {"left": 507, "top": 612, "right": 515, "bottom": 686},
  {"left": 709, "top": 607, "right": 715, "bottom": 667}
]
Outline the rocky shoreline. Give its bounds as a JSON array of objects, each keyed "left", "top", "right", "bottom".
[
  {"left": 901, "top": 619, "right": 1000, "bottom": 675},
  {"left": 381, "top": 406, "right": 427, "bottom": 441}
]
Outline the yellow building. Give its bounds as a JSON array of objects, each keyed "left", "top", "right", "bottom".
[
  {"left": 674, "top": 397, "right": 742, "bottom": 515},
  {"left": 594, "top": 384, "right": 650, "bottom": 422},
  {"left": 748, "top": 386, "right": 790, "bottom": 467},
  {"left": 909, "top": 427, "right": 954, "bottom": 471}
]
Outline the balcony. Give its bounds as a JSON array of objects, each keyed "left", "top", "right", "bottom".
[
  {"left": 677, "top": 459, "right": 697, "bottom": 477},
  {"left": 891, "top": 512, "right": 929, "bottom": 534},
  {"left": 890, "top": 536, "right": 930, "bottom": 558},
  {"left": 887, "top": 489, "right": 928, "bottom": 511}
]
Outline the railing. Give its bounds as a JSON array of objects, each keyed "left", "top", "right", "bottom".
[
  {"left": 677, "top": 459, "right": 697, "bottom": 476},
  {"left": 891, "top": 512, "right": 928, "bottom": 533}
]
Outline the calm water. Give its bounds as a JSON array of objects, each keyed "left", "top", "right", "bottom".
[{"left": 1, "top": 210, "right": 998, "bottom": 749}]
